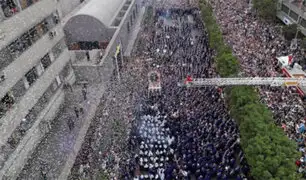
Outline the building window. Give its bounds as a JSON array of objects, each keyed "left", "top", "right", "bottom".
[
  {"left": 35, "top": 23, "right": 46, "bottom": 37},
  {"left": 0, "top": 0, "right": 41, "bottom": 18},
  {"left": 20, "top": 32, "right": 32, "bottom": 50},
  {"left": 289, "top": 11, "right": 299, "bottom": 21},
  {"left": 1, "top": 0, "right": 19, "bottom": 18},
  {"left": 0, "top": 47, "right": 13, "bottom": 72},
  {"left": 281, "top": 4, "right": 289, "bottom": 14},
  {"left": 25, "top": 67, "right": 38, "bottom": 86},
  {"left": 41, "top": 54, "right": 52, "bottom": 69},
  {"left": 10, "top": 79, "right": 26, "bottom": 101},
  {"left": 0, "top": 92, "right": 15, "bottom": 119},
  {"left": 9, "top": 32, "right": 33, "bottom": 59},
  {"left": 29, "top": 27, "right": 40, "bottom": 43},
  {"left": 19, "top": 0, "right": 40, "bottom": 10},
  {"left": 1, "top": 12, "right": 59, "bottom": 72},
  {"left": 68, "top": 42, "right": 80, "bottom": 50},
  {"left": 130, "top": 15, "right": 133, "bottom": 24},
  {"left": 9, "top": 39, "right": 24, "bottom": 59},
  {"left": 301, "top": 18, "right": 306, "bottom": 28}
]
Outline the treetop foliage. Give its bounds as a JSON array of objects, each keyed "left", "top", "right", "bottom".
[{"left": 199, "top": 1, "right": 300, "bottom": 179}]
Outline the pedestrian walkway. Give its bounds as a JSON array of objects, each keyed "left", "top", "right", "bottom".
[
  {"left": 124, "top": 6, "right": 146, "bottom": 56},
  {"left": 17, "top": 84, "right": 106, "bottom": 180}
]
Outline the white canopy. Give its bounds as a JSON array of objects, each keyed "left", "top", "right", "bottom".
[
  {"left": 63, "top": 0, "right": 125, "bottom": 43},
  {"left": 75, "top": 0, "right": 124, "bottom": 27}
]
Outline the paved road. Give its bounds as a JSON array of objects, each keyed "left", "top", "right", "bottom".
[{"left": 124, "top": 6, "right": 146, "bottom": 56}]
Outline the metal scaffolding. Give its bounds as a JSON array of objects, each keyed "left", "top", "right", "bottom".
[{"left": 179, "top": 77, "right": 306, "bottom": 87}]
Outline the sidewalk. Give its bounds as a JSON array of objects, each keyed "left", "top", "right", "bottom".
[
  {"left": 17, "top": 84, "right": 106, "bottom": 180},
  {"left": 124, "top": 6, "right": 146, "bottom": 56}
]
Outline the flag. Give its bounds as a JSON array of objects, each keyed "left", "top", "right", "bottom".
[
  {"left": 288, "top": 55, "right": 293, "bottom": 64},
  {"left": 184, "top": 75, "right": 193, "bottom": 85}
]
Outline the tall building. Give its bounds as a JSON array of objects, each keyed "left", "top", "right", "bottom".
[
  {"left": 0, "top": 0, "right": 85, "bottom": 179},
  {"left": 0, "top": 0, "right": 142, "bottom": 179}
]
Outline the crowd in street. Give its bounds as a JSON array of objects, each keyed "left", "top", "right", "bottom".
[
  {"left": 209, "top": 0, "right": 306, "bottom": 175},
  {"left": 70, "top": 0, "right": 306, "bottom": 179},
  {"left": 119, "top": 9, "right": 249, "bottom": 180}
]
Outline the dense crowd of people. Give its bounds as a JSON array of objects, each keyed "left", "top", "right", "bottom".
[
  {"left": 119, "top": 9, "right": 249, "bottom": 179},
  {"left": 209, "top": 0, "right": 306, "bottom": 175},
  {"left": 72, "top": 0, "right": 306, "bottom": 178}
]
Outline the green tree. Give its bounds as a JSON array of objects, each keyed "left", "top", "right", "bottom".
[
  {"left": 199, "top": 0, "right": 301, "bottom": 179},
  {"left": 215, "top": 52, "right": 239, "bottom": 77},
  {"left": 98, "top": 171, "right": 109, "bottom": 180},
  {"left": 253, "top": 0, "right": 277, "bottom": 20}
]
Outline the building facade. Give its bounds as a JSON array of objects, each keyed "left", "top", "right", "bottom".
[
  {"left": 0, "top": 0, "right": 142, "bottom": 178},
  {"left": 277, "top": 0, "right": 306, "bottom": 35},
  {"left": 0, "top": 0, "right": 86, "bottom": 179}
]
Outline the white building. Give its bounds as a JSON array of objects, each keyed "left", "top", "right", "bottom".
[
  {"left": 64, "top": 0, "right": 140, "bottom": 84},
  {"left": 0, "top": 0, "right": 142, "bottom": 179},
  {"left": 0, "top": 0, "right": 86, "bottom": 179}
]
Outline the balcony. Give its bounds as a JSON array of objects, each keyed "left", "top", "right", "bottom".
[
  {"left": 0, "top": 39, "right": 66, "bottom": 126},
  {"left": 0, "top": 24, "right": 64, "bottom": 100},
  {"left": 0, "top": 0, "right": 57, "bottom": 50},
  {"left": 0, "top": 75, "right": 65, "bottom": 179},
  {"left": 0, "top": 48, "right": 70, "bottom": 147},
  {"left": 0, "top": 12, "right": 60, "bottom": 73}
]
